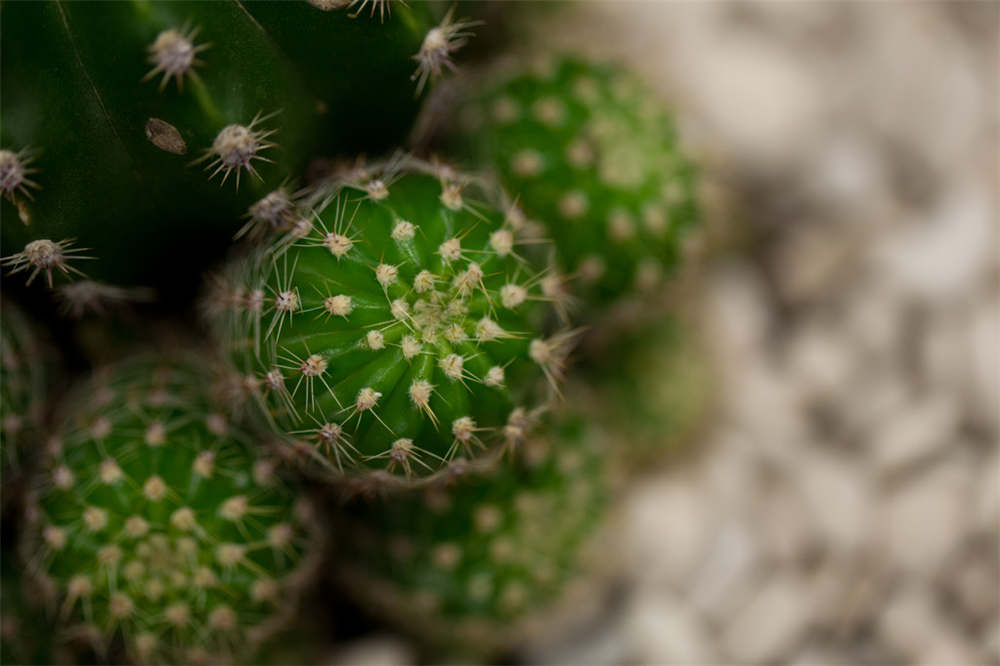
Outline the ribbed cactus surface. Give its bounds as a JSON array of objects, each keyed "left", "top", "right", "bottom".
[
  {"left": 24, "top": 355, "right": 318, "bottom": 665},
  {"left": 210, "top": 157, "right": 568, "bottom": 484},
  {"left": 1, "top": 0, "right": 435, "bottom": 289},
  {"left": 457, "top": 56, "right": 698, "bottom": 307},
  {"left": 335, "top": 417, "right": 607, "bottom": 652}
]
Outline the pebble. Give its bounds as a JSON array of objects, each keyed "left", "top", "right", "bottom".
[
  {"left": 722, "top": 574, "right": 813, "bottom": 663},
  {"left": 626, "top": 591, "right": 716, "bottom": 664},
  {"left": 880, "top": 460, "right": 973, "bottom": 576},
  {"left": 870, "top": 393, "right": 958, "bottom": 474}
]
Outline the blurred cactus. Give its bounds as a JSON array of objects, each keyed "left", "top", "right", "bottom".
[
  {"left": 454, "top": 56, "right": 698, "bottom": 309},
  {"left": 23, "top": 355, "right": 320, "bottom": 664},
  {"left": 334, "top": 416, "right": 607, "bottom": 656}
]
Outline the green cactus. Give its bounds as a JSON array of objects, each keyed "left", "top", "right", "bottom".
[
  {"left": 454, "top": 55, "right": 699, "bottom": 309},
  {"left": 334, "top": 416, "right": 607, "bottom": 654},
  {"left": 576, "top": 314, "right": 711, "bottom": 477},
  {"left": 208, "top": 156, "right": 570, "bottom": 486},
  {"left": 1, "top": 300, "right": 53, "bottom": 483},
  {"left": 23, "top": 354, "right": 320, "bottom": 665},
  {"left": 0, "top": 0, "right": 459, "bottom": 292}
]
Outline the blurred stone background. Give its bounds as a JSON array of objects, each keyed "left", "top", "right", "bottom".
[{"left": 341, "top": 2, "right": 998, "bottom": 663}]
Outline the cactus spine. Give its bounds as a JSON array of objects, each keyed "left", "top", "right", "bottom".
[{"left": 23, "top": 355, "right": 319, "bottom": 665}]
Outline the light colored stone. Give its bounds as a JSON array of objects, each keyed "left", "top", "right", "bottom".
[
  {"left": 879, "top": 584, "right": 940, "bottom": 660},
  {"left": 704, "top": 263, "right": 773, "bottom": 363},
  {"left": 870, "top": 393, "right": 959, "bottom": 473},
  {"left": 788, "top": 646, "right": 843, "bottom": 666},
  {"left": 722, "top": 574, "right": 813, "bottom": 663},
  {"left": 791, "top": 448, "right": 874, "bottom": 554},
  {"left": 621, "top": 478, "right": 714, "bottom": 588},
  {"left": 784, "top": 320, "right": 856, "bottom": 402},
  {"left": 326, "top": 636, "right": 413, "bottom": 666},
  {"left": 626, "top": 591, "right": 716, "bottom": 664},
  {"left": 757, "top": 479, "right": 815, "bottom": 563},
  {"left": 950, "top": 553, "right": 998, "bottom": 623},
  {"left": 689, "top": 521, "right": 762, "bottom": 622},
  {"left": 880, "top": 460, "right": 973, "bottom": 576},
  {"left": 842, "top": 280, "right": 904, "bottom": 361},
  {"left": 871, "top": 183, "right": 994, "bottom": 305},
  {"left": 721, "top": 359, "right": 810, "bottom": 467}
]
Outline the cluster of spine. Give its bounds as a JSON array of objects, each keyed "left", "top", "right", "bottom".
[
  {"left": 23, "top": 355, "right": 319, "bottom": 665},
  {"left": 335, "top": 416, "right": 606, "bottom": 651},
  {"left": 209, "top": 157, "right": 571, "bottom": 485},
  {"left": 457, "top": 56, "right": 699, "bottom": 307},
  {"left": 1, "top": 300, "right": 51, "bottom": 480},
  {"left": 0, "top": 1, "right": 475, "bottom": 291}
]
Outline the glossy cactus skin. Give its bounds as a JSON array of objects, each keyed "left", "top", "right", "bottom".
[
  {"left": 456, "top": 56, "right": 699, "bottom": 308},
  {"left": 334, "top": 417, "right": 607, "bottom": 653},
  {"left": 1, "top": 300, "right": 51, "bottom": 482},
  {"left": 23, "top": 355, "right": 318, "bottom": 665},
  {"left": 1, "top": 1, "right": 434, "bottom": 290},
  {"left": 210, "top": 157, "right": 566, "bottom": 485}
]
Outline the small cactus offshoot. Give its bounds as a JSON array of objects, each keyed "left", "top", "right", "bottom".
[
  {"left": 456, "top": 56, "right": 699, "bottom": 308},
  {"left": 335, "top": 417, "right": 607, "bottom": 653},
  {"left": 209, "top": 156, "right": 569, "bottom": 485},
  {"left": 23, "top": 355, "right": 319, "bottom": 665}
]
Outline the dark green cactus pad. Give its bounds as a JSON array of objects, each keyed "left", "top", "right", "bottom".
[
  {"left": 23, "top": 355, "right": 320, "bottom": 665},
  {"left": 334, "top": 416, "right": 607, "bottom": 654},
  {"left": 455, "top": 56, "right": 699, "bottom": 308},
  {"left": 0, "top": 0, "right": 436, "bottom": 292},
  {"left": 209, "top": 157, "right": 570, "bottom": 486}
]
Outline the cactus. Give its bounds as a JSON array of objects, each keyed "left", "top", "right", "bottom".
[
  {"left": 334, "top": 416, "right": 607, "bottom": 654},
  {"left": 575, "top": 314, "right": 711, "bottom": 477},
  {"left": 453, "top": 56, "right": 699, "bottom": 308},
  {"left": 23, "top": 355, "right": 320, "bottom": 665},
  {"left": 208, "top": 156, "right": 571, "bottom": 485},
  {"left": 1, "top": 0, "right": 450, "bottom": 291},
  {"left": 1, "top": 300, "right": 53, "bottom": 484}
]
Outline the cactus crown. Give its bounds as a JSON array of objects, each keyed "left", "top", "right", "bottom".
[
  {"left": 211, "top": 156, "right": 570, "bottom": 486},
  {"left": 25, "top": 355, "right": 317, "bottom": 665}
]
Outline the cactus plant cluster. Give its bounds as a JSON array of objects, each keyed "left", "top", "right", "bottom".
[
  {"left": 23, "top": 355, "right": 320, "bottom": 664},
  {"left": 1, "top": 3, "right": 705, "bottom": 663}
]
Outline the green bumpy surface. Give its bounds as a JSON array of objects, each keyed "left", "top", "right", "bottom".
[
  {"left": 457, "top": 56, "right": 699, "bottom": 307},
  {"left": 335, "top": 417, "right": 607, "bottom": 652},
  {"left": 1, "top": 300, "right": 50, "bottom": 480},
  {"left": 1, "top": 0, "right": 434, "bottom": 289},
  {"left": 24, "top": 355, "right": 318, "bottom": 665},
  {"left": 211, "top": 158, "right": 566, "bottom": 485}
]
